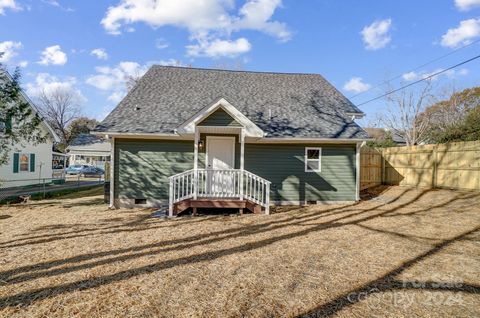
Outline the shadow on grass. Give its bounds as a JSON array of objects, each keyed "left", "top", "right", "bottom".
[
  {"left": 1, "top": 188, "right": 479, "bottom": 309},
  {"left": 299, "top": 226, "right": 480, "bottom": 317}
]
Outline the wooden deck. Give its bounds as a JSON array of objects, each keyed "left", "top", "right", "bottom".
[{"left": 173, "top": 198, "right": 263, "bottom": 215}]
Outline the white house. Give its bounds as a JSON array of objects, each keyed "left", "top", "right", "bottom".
[
  {"left": 66, "top": 134, "right": 111, "bottom": 169},
  {"left": 0, "top": 74, "right": 60, "bottom": 188}
]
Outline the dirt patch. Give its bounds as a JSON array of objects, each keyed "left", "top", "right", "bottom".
[{"left": 0, "top": 186, "right": 479, "bottom": 317}]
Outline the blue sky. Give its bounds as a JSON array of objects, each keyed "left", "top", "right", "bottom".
[{"left": 1, "top": 0, "right": 480, "bottom": 125}]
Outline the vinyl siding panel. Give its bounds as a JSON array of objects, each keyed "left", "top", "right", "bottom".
[
  {"left": 114, "top": 139, "right": 357, "bottom": 205},
  {"left": 198, "top": 108, "right": 241, "bottom": 127},
  {"left": 114, "top": 139, "right": 195, "bottom": 202},
  {"left": 244, "top": 144, "right": 356, "bottom": 202}
]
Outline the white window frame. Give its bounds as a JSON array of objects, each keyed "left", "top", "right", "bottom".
[{"left": 305, "top": 147, "right": 322, "bottom": 172}]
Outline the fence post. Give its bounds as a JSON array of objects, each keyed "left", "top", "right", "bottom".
[
  {"left": 432, "top": 145, "right": 438, "bottom": 189},
  {"left": 43, "top": 178, "right": 46, "bottom": 199},
  {"left": 381, "top": 148, "right": 385, "bottom": 185},
  {"left": 77, "top": 174, "right": 80, "bottom": 188}
]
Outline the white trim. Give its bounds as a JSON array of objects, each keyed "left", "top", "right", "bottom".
[
  {"left": 304, "top": 147, "right": 322, "bottom": 173},
  {"left": 254, "top": 137, "right": 370, "bottom": 144},
  {"left": 109, "top": 137, "right": 115, "bottom": 209},
  {"left": 355, "top": 142, "right": 361, "bottom": 201},
  {"left": 345, "top": 112, "right": 365, "bottom": 120},
  {"left": 91, "top": 131, "right": 371, "bottom": 144},
  {"left": 206, "top": 136, "right": 235, "bottom": 169},
  {"left": 177, "top": 98, "right": 264, "bottom": 138}
]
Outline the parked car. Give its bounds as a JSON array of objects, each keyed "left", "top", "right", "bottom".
[
  {"left": 81, "top": 166, "right": 104, "bottom": 177},
  {"left": 65, "top": 164, "right": 90, "bottom": 175}
]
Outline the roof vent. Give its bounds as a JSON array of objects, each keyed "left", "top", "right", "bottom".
[{"left": 134, "top": 104, "right": 140, "bottom": 111}]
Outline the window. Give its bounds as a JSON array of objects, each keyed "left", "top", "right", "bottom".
[
  {"left": 305, "top": 147, "right": 322, "bottom": 172},
  {"left": 20, "top": 153, "right": 29, "bottom": 172}
]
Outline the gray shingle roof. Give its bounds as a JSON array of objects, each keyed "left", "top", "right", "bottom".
[{"left": 95, "top": 66, "right": 368, "bottom": 139}]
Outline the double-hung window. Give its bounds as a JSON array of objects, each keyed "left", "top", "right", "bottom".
[
  {"left": 20, "top": 153, "right": 30, "bottom": 172},
  {"left": 305, "top": 147, "right": 322, "bottom": 172}
]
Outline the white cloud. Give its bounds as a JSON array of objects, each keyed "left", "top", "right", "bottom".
[
  {"left": 343, "top": 77, "right": 371, "bottom": 93},
  {"left": 0, "top": 0, "right": 20, "bottom": 15},
  {"left": 155, "top": 38, "right": 169, "bottom": 50},
  {"left": 402, "top": 68, "right": 469, "bottom": 81},
  {"left": 455, "top": 0, "right": 480, "bottom": 11},
  {"left": 91, "top": 48, "right": 108, "bottom": 60},
  {"left": 86, "top": 61, "right": 152, "bottom": 107},
  {"left": 441, "top": 18, "right": 480, "bottom": 48},
  {"left": 361, "top": 18, "right": 392, "bottom": 50},
  {"left": 41, "top": 0, "right": 74, "bottom": 12},
  {"left": 186, "top": 37, "right": 251, "bottom": 57},
  {"left": 39, "top": 45, "right": 68, "bottom": 65},
  {"left": 0, "top": 41, "right": 22, "bottom": 63},
  {"left": 86, "top": 61, "right": 148, "bottom": 91},
  {"left": 25, "top": 73, "right": 86, "bottom": 104},
  {"left": 101, "top": 0, "right": 290, "bottom": 57},
  {"left": 156, "top": 59, "right": 188, "bottom": 66},
  {"left": 18, "top": 60, "right": 28, "bottom": 67},
  {"left": 235, "top": 0, "right": 291, "bottom": 42}
]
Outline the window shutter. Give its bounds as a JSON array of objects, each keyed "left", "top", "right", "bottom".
[
  {"left": 13, "top": 153, "right": 19, "bottom": 173},
  {"left": 30, "top": 154, "right": 36, "bottom": 172},
  {"left": 5, "top": 114, "right": 12, "bottom": 134}
]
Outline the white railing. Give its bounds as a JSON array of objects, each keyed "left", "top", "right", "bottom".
[{"left": 169, "top": 169, "right": 271, "bottom": 216}]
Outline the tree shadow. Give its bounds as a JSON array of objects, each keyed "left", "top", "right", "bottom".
[
  {"left": 2, "top": 186, "right": 470, "bottom": 309},
  {"left": 299, "top": 226, "right": 480, "bottom": 317}
]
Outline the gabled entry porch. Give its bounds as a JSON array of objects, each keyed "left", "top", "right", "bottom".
[{"left": 168, "top": 98, "right": 271, "bottom": 216}]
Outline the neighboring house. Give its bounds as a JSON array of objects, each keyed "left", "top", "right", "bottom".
[
  {"left": 66, "top": 134, "right": 111, "bottom": 169},
  {"left": 93, "top": 66, "right": 370, "bottom": 215},
  {"left": 364, "top": 128, "right": 406, "bottom": 146},
  {"left": 0, "top": 73, "right": 60, "bottom": 188}
]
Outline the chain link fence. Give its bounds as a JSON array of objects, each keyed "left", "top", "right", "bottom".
[{"left": 0, "top": 174, "right": 105, "bottom": 204}]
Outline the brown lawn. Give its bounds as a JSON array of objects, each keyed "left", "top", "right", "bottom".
[{"left": 0, "top": 186, "right": 479, "bottom": 318}]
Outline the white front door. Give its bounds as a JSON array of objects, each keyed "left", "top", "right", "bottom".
[{"left": 206, "top": 136, "right": 235, "bottom": 194}]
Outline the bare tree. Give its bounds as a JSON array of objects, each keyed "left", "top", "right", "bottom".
[
  {"left": 211, "top": 59, "right": 245, "bottom": 71},
  {"left": 38, "top": 87, "right": 81, "bottom": 147},
  {"left": 380, "top": 81, "right": 434, "bottom": 146}
]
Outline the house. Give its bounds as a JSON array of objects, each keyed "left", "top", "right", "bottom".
[
  {"left": 0, "top": 72, "right": 60, "bottom": 188},
  {"left": 364, "top": 127, "right": 406, "bottom": 146},
  {"left": 93, "top": 66, "right": 369, "bottom": 216},
  {"left": 66, "top": 133, "right": 111, "bottom": 169}
]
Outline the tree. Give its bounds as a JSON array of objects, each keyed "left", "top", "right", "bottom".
[
  {"left": 434, "top": 105, "right": 480, "bottom": 143},
  {"left": 422, "top": 86, "right": 480, "bottom": 142},
  {"left": 0, "top": 66, "right": 45, "bottom": 166},
  {"left": 38, "top": 87, "right": 81, "bottom": 148},
  {"left": 380, "top": 81, "right": 434, "bottom": 146},
  {"left": 67, "top": 117, "right": 99, "bottom": 143}
]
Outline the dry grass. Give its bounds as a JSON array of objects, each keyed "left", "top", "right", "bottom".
[{"left": 0, "top": 186, "right": 479, "bottom": 317}]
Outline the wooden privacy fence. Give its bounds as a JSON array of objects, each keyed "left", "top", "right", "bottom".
[{"left": 360, "top": 140, "right": 480, "bottom": 191}]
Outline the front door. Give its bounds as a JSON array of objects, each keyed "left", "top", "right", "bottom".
[{"left": 206, "top": 136, "right": 235, "bottom": 194}]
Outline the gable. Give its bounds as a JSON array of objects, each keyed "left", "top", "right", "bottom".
[
  {"left": 177, "top": 98, "right": 264, "bottom": 138},
  {"left": 197, "top": 108, "right": 242, "bottom": 127}
]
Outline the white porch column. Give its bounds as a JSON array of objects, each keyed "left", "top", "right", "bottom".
[
  {"left": 239, "top": 128, "right": 245, "bottom": 200},
  {"left": 193, "top": 128, "right": 199, "bottom": 199}
]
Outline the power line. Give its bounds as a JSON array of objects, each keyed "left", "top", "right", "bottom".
[
  {"left": 348, "top": 38, "right": 480, "bottom": 99},
  {"left": 355, "top": 53, "right": 480, "bottom": 107}
]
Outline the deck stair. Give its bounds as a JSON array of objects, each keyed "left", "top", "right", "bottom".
[{"left": 169, "top": 169, "right": 270, "bottom": 216}]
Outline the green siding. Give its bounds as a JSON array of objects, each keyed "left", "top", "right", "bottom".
[
  {"left": 114, "top": 139, "right": 194, "bottom": 201},
  {"left": 244, "top": 144, "right": 356, "bottom": 202},
  {"left": 198, "top": 108, "right": 242, "bottom": 127},
  {"left": 114, "top": 139, "right": 357, "bottom": 204}
]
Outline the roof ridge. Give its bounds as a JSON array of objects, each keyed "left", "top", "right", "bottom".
[{"left": 151, "top": 65, "right": 323, "bottom": 76}]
